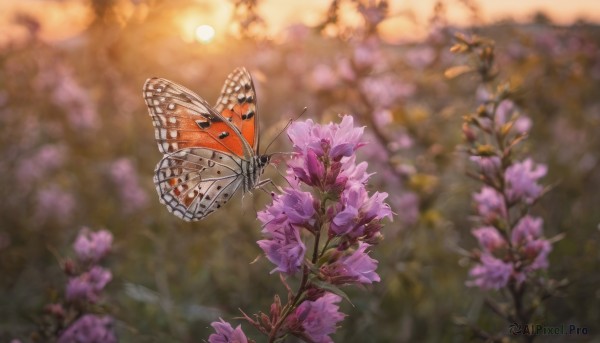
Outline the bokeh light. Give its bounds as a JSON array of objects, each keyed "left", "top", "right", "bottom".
[{"left": 195, "top": 24, "right": 215, "bottom": 44}]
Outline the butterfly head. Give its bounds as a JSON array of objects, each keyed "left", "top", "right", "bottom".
[{"left": 258, "top": 154, "right": 271, "bottom": 169}]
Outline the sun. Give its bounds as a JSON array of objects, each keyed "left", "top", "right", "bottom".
[{"left": 195, "top": 24, "right": 215, "bottom": 44}]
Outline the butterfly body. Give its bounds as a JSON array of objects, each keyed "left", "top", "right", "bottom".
[{"left": 143, "top": 68, "right": 270, "bottom": 221}]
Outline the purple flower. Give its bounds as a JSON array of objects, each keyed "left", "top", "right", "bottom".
[
  {"left": 74, "top": 228, "right": 113, "bottom": 263},
  {"left": 494, "top": 99, "right": 516, "bottom": 126},
  {"left": 290, "top": 293, "right": 345, "bottom": 343},
  {"left": 66, "top": 266, "right": 112, "bottom": 303},
  {"left": 258, "top": 189, "right": 316, "bottom": 229},
  {"left": 57, "top": 314, "right": 116, "bottom": 343},
  {"left": 472, "top": 227, "right": 506, "bottom": 252},
  {"left": 473, "top": 186, "right": 506, "bottom": 222},
  {"left": 391, "top": 192, "right": 420, "bottom": 226},
  {"left": 470, "top": 156, "right": 501, "bottom": 179},
  {"left": 524, "top": 239, "right": 552, "bottom": 271},
  {"left": 287, "top": 115, "right": 365, "bottom": 162},
  {"left": 308, "top": 64, "right": 337, "bottom": 91},
  {"left": 288, "top": 149, "right": 326, "bottom": 188},
  {"left": 49, "top": 66, "right": 99, "bottom": 131},
  {"left": 338, "top": 157, "right": 371, "bottom": 188},
  {"left": 16, "top": 144, "right": 66, "bottom": 187},
  {"left": 257, "top": 222, "right": 306, "bottom": 275},
  {"left": 109, "top": 158, "right": 148, "bottom": 212},
  {"left": 331, "top": 185, "right": 392, "bottom": 237},
  {"left": 360, "top": 76, "right": 415, "bottom": 109},
  {"left": 321, "top": 243, "right": 380, "bottom": 284},
  {"left": 505, "top": 158, "right": 547, "bottom": 204},
  {"left": 405, "top": 46, "right": 435, "bottom": 69},
  {"left": 35, "top": 186, "right": 75, "bottom": 223},
  {"left": 511, "top": 215, "right": 543, "bottom": 246},
  {"left": 281, "top": 189, "right": 317, "bottom": 227},
  {"left": 208, "top": 319, "right": 248, "bottom": 343},
  {"left": 467, "top": 254, "right": 513, "bottom": 290}
]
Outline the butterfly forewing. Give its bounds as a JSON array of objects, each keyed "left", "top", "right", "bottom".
[
  {"left": 143, "top": 77, "right": 252, "bottom": 158},
  {"left": 143, "top": 68, "right": 263, "bottom": 221},
  {"left": 214, "top": 68, "right": 259, "bottom": 151}
]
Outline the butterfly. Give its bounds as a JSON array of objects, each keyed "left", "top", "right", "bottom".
[{"left": 143, "top": 67, "right": 271, "bottom": 221}]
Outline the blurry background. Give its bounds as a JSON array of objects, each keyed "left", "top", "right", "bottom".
[{"left": 0, "top": 0, "right": 599, "bottom": 342}]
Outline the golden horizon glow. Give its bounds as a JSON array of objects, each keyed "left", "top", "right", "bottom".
[
  {"left": 0, "top": 0, "right": 598, "bottom": 45},
  {"left": 195, "top": 24, "right": 216, "bottom": 44}
]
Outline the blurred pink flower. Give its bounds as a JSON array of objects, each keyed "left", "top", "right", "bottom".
[
  {"left": 16, "top": 144, "right": 66, "bottom": 188},
  {"left": 393, "top": 192, "right": 419, "bottom": 226},
  {"left": 467, "top": 254, "right": 512, "bottom": 290},
  {"left": 57, "top": 314, "right": 116, "bottom": 343},
  {"left": 505, "top": 158, "right": 547, "bottom": 204},
  {"left": 495, "top": 99, "right": 532, "bottom": 134},
  {"left": 511, "top": 215, "right": 552, "bottom": 271},
  {"left": 208, "top": 319, "right": 248, "bottom": 343},
  {"left": 337, "top": 58, "right": 356, "bottom": 81},
  {"left": 308, "top": 64, "right": 338, "bottom": 91},
  {"left": 405, "top": 46, "right": 435, "bottom": 69},
  {"left": 360, "top": 76, "right": 415, "bottom": 109},
  {"left": 352, "top": 39, "right": 384, "bottom": 71},
  {"left": 48, "top": 67, "right": 99, "bottom": 131},
  {"left": 109, "top": 158, "right": 148, "bottom": 213},
  {"left": 524, "top": 239, "right": 552, "bottom": 271},
  {"left": 373, "top": 108, "right": 392, "bottom": 127},
  {"left": 74, "top": 228, "right": 113, "bottom": 263},
  {"left": 473, "top": 186, "right": 506, "bottom": 223},
  {"left": 66, "top": 266, "right": 112, "bottom": 303},
  {"left": 470, "top": 156, "right": 501, "bottom": 179},
  {"left": 473, "top": 226, "right": 506, "bottom": 252},
  {"left": 35, "top": 186, "right": 75, "bottom": 223},
  {"left": 284, "top": 23, "right": 310, "bottom": 43},
  {"left": 511, "top": 216, "right": 543, "bottom": 246}
]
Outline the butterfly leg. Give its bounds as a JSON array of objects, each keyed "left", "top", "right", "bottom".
[{"left": 255, "top": 178, "right": 282, "bottom": 194}]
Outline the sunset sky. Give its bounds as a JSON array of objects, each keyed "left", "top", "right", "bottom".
[{"left": 1, "top": 0, "right": 599, "bottom": 45}]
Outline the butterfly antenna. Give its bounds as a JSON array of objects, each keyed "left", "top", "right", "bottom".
[{"left": 264, "top": 107, "right": 308, "bottom": 155}]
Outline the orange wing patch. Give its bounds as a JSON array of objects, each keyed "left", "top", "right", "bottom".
[
  {"left": 144, "top": 77, "right": 246, "bottom": 157},
  {"left": 214, "top": 68, "right": 258, "bottom": 151}
]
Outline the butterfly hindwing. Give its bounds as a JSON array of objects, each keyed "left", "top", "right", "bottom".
[
  {"left": 144, "top": 77, "right": 251, "bottom": 157},
  {"left": 153, "top": 148, "right": 243, "bottom": 221},
  {"left": 214, "top": 67, "right": 259, "bottom": 151}
]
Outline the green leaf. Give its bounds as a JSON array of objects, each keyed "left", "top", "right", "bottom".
[{"left": 310, "top": 279, "right": 353, "bottom": 306}]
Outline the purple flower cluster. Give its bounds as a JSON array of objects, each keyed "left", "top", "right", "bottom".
[
  {"left": 66, "top": 266, "right": 112, "bottom": 303},
  {"left": 74, "top": 229, "right": 113, "bottom": 263},
  {"left": 468, "top": 215, "right": 552, "bottom": 290},
  {"left": 468, "top": 158, "right": 551, "bottom": 290},
  {"left": 467, "top": 157, "right": 551, "bottom": 290},
  {"left": 258, "top": 116, "right": 391, "bottom": 280},
  {"left": 465, "top": 88, "right": 552, "bottom": 291},
  {"left": 209, "top": 116, "right": 391, "bottom": 342},
  {"left": 66, "top": 228, "right": 113, "bottom": 303},
  {"left": 57, "top": 314, "right": 117, "bottom": 343},
  {"left": 109, "top": 158, "right": 148, "bottom": 213},
  {"left": 505, "top": 158, "right": 547, "bottom": 204},
  {"left": 58, "top": 228, "right": 116, "bottom": 342}
]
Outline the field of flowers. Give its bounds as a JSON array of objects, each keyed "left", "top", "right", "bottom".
[{"left": 1, "top": 0, "right": 599, "bottom": 342}]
